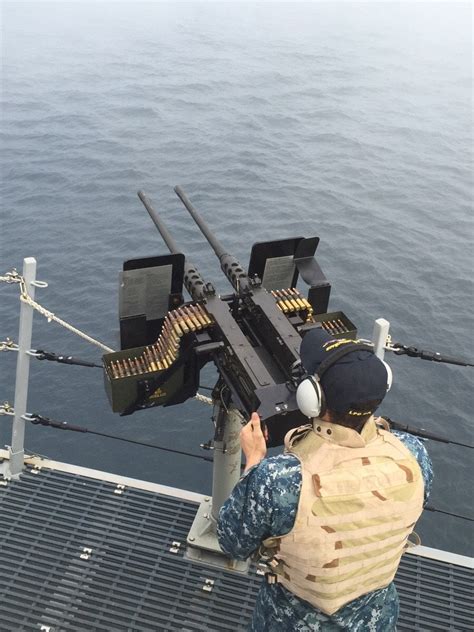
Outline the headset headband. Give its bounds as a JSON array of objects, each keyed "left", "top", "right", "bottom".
[{"left": 315, "top": 342, "right": 374, "bottom": 381}]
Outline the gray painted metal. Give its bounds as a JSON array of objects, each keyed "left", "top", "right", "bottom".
[
  {"left": 9, "top": 257, "right": 37, "bottom": 477},
  {"left": 0, "top": 466, "right": 472, "bottom": 631},
  {"left": 210, "top": 406, "right": 243, "bottom": 521}
]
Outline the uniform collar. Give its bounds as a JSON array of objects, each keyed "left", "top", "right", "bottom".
[{"left": 311, "top": 416, "right": 378, "bottom": 447}]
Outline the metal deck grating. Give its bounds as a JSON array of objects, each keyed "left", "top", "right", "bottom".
[{"left": 0, "top": 465, "right": 472, "bottom": 631}]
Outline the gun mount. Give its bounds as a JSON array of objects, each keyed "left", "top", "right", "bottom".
[{"left": 103, "top": 187, "right": 355, "bottom": 447}]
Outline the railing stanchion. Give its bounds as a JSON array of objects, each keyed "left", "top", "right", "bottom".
[{"left": 8, "top": 257, "right": 37, "bottom": 478}]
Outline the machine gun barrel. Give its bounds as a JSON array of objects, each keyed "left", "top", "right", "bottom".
[
  {"left": 137, "top": 191, "right": 211, "bottom": 300},
  {"left": 138, "top": 190, "right": 180, "bottom": 254},
  {"left": 174, "top": 185, "right": 251, "bottom": 292}
]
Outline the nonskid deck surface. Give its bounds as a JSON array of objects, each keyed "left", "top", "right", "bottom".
[{"left": 0, "top": 465, "right": 472, "bottom": 632}]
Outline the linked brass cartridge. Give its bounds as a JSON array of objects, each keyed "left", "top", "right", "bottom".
[
  {"left": 186, "top": 305, "right": 202, "bottom": 330},
  {"left": 289, "top": 288, "right": 306, "bottom": 310},
  {"left": 175, "top": 308, "right": 190, "bottom": 334},
  {"left": 146, "top": 348, "right": 158, "bottom": 372},
  {"left": 198, "top": 304, "right": 212, "bottom": 326},
  {"left": 110, "top": 361, "right": 120, "bottom": 379},
  {"left": 271, "top": 290, "right": 287, "bottom": 312},
  {"left": 179, "top": 307, "right": 195, "bottom": 332},
  {"left": 276, "top": 290, "right": 293, "bottom": 312},
  {"left": 152, "top": 343, "right": 163, "bottom": 367},
  {"left": 194, "top": 304, "right": 208, "bottom": 327},
  {"left": 282, "top": 289, "right": 300, "bottom": 311},
  {"left": 336, "top": 319, "right": 347, "bottom": 332},
  {"left": 169, "top": 311, "right": 184, "bottom": 337}
]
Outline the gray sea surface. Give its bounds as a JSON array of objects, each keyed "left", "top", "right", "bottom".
[{"left": 1, "top": 2, "right": 473, "bottom": 556}]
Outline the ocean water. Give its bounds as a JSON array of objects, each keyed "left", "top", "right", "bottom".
[{"left": 1, "top": 2, "right": 472, "bottom": 556}]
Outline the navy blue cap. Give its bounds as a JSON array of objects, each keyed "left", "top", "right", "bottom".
[{"left": 300, "top": 328, "right": 388, "bottom": 414}]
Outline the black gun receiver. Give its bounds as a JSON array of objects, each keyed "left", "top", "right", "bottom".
[{"left": 103, "top": 187, "right": 357, "bottom": 446}]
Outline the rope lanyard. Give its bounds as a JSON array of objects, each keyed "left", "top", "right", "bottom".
[{"left": 1, "top": 269, "right": 114, "bottom": 353}]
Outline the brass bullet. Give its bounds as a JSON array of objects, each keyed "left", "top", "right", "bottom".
[
  {"left": 164, "top": 316, "right": 177, "bottom": 336},
  {"left": 142, "top": 352, "right": 152, "bottom": 372},
  {"left": 164, "top": 319, "right": 179, "bottom": 344},
  {"left": 115, "top": 361, "right": 124, "bottom": 378},
  {"left": 157, "top": 339, "right": 172, "bottom": 366},
  {"left": 271, "top": 290, "right": 288, "bottom": 313},
  {"left": 302, "top": 298, "right": 314, "bottom": 317},
  {"left": 122, "top": 359, "right": 131, "bottom": 377},
  {"left": 160, "top": 336, "right": 173, "bottom": 353},
  {"left": 146, "top": 348, "right": 158, "bottom": 372},
  {"left": 161, "top": 338, "right": 174, "bottom": 364},
  {"left": 167, "top": 330, "right": 179, "bottom": 352},
  {"left": 186, "top": 305, "right": 202, "bottom": 330},
  {"left": 276, "top": 290, "right": 293, "bottom": 312},
  {"left": 111, "top": 361, "right": 120, "bottom": 379},
  {"left": 175, "top": 309, "right": 189, "bottom": 334},
  {"left": 199, "top": 304, "right": 212, "bottom": 326},
  {"left": 282, "top": 289, "right": 300, "bottom": 311},
  {"left": 197, "top": 303, "right": 212, "bottom": 326},
  {"left": 150, "top": 343, "right": 163, "bottom": 371},
  {"left": 154, "top": 339, "right": 168, "bottom": 368},
  {"left": 168, "top": 311, "right": 183, "bottom": 337},
  {"left": 290, "top": 288, "right": 307, "bottom": 310},
  {"left": 152, "top": 343, "right": 162, "bottom": 366},
  {"left": 194, "top": 304, "right": 208, "bottom": 327},
  {"left": 178, "top": 307, "right": 193, "bottom": 332},
  {"left": 333, "top": 321, "right": 343, "bottom": 334},
  {"left": 337, "top": 319, "right": 347, "bottom": 332}
]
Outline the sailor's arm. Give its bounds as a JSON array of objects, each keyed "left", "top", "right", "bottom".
[
  {"left": 217, "top": 455, "right": 302, "bottom": 560},
  {"left": 392, "top": 430, "right": 434, "bottom": 503}
]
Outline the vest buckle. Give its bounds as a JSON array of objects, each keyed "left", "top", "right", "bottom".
[{"left": 265, "top": 572, "right": 279, "bottom": 584}]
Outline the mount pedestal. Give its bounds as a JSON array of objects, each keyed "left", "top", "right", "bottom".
[{"left": 186, "top": 406, "right": 250, "bottom": 572}]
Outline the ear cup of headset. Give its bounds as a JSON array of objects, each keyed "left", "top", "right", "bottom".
[{"left": 296, "top": 376, "right": 324, "bottom": 418}]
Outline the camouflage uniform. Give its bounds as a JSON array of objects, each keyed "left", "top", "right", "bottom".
[{"left": 217, "top": 431, "right": 433, "bottom": 632}]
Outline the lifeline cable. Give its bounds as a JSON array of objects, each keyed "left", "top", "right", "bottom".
[
  {"left": 13, "top": 412, "right": 474, "bottom": 522},
  {"left": 33, "top": 349, "right": 102, "bottom": 368},
  {"left": 25, "top": 413, "right": 213, "bottom": 463},
  {"left": 382, "top": 417, "right": 474, "bottom": 450},
  {"left": 425, "top": 505, "right": 474, "bottom": 522}
]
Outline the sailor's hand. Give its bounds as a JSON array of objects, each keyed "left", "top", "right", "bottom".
[{"left": 241, "top": 412, "right": 267, "bottom": 473}]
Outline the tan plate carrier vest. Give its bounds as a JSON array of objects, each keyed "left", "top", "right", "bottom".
[{"left": 261, "top": 417, "right": 424, "bottom": 615}]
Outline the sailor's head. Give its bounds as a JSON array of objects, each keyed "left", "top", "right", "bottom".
[{"left": 297, "top": 328, "right": 392, "bottom": 429}]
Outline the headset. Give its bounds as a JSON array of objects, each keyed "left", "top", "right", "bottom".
[{"left": 296, "top": 342, "right": 393, "bottom": 419}]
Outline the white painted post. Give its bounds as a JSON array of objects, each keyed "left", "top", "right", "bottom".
[
  {"left": 8, "top": 257, "right": 37, "bottom": 477},
  {"left": 372, "top": 318, "right": 390, "bottom": 360}
]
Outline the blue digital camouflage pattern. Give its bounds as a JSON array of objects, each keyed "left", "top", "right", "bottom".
[{"left": 217, "top": 431, "right": 433, "bottom": 631}]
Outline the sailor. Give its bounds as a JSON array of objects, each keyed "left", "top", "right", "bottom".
[{"left": 217, "top": 329, "right": 433, "bottom": 631}]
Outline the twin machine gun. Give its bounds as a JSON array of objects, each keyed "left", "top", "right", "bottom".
[{"left": 103, "top": 186, "right": 355, "bottom": 568}]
